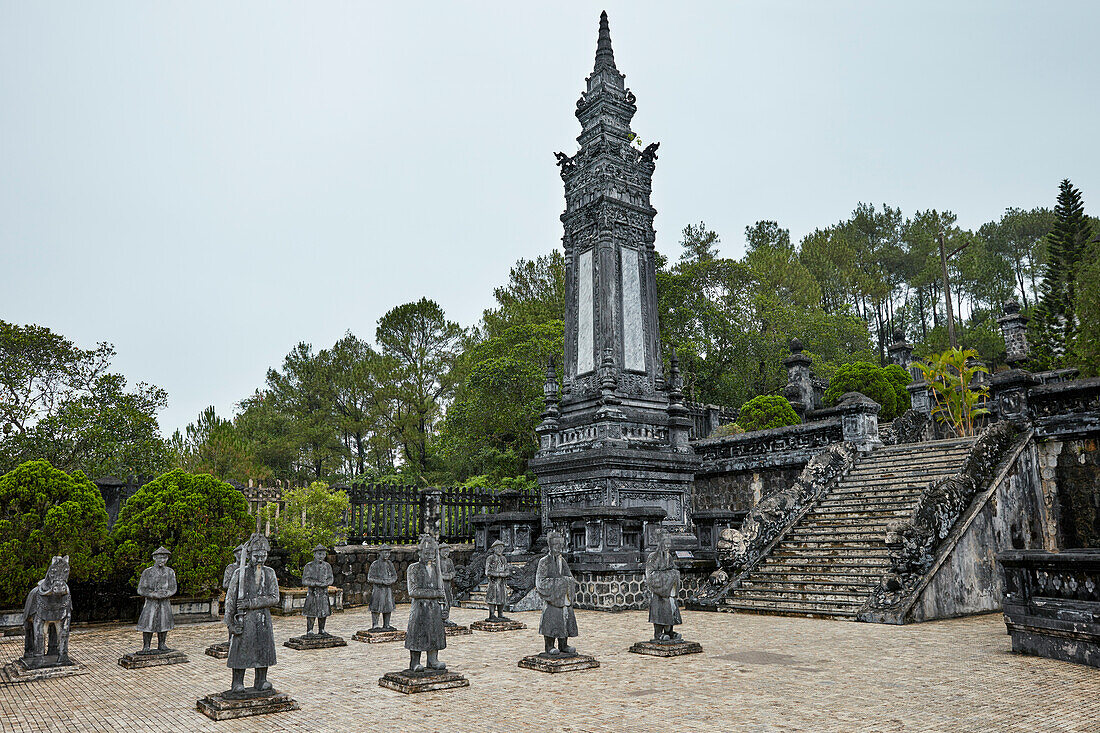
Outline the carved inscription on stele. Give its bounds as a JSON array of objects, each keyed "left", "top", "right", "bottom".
[
  {"left": 621, "top": 247, "right": 645, "bottom": 371},
  {"left": 578, "top": 249, "right": 594, "bottom": 374}
]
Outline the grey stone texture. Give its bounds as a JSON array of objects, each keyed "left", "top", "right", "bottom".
[
  {"left": 517, "top": 653, "right": 599, "bottom": 674},
  {"left": 118, "top": 649, "right": 188, "bottom": 668},
  {"left": 18, "top": 555, "right": 73, "bottom": 672},
  {"left": 378, "top": 669, "right": 469, "bottom": 694},
  {"left": 196, "top": 690, "right": 299, "bottom": 721},
  {"left": 628, "top": 639, "right": 703, "bottom": 657}
]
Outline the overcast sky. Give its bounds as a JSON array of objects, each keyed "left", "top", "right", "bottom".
[{"left": 3, "top": 1, "right": 1098, "bottom": 435}]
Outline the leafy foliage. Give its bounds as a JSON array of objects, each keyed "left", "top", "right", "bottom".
[
  {"left": 737, "top": 395, "right": 800, "bottom": 432},
  {"left": 917, "top": 348, "right": 990, "bottom": 437},
  {"left": 111, "top": 469, "right": 253, "bottom": 597},
  {"left": 707, "top": 422, "right": 744, "bottom": 439},
  {"left": 824, "top": 361, "right": 911, "bottom": 420},
  {"left": 266, "top": 481, "right": 349, "bottom": 575},
  {"left": 0, "top": 460, "right": 112, "bottom": 607}
]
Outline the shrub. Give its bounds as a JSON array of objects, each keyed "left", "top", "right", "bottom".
[
  {"left": 111, "top": 469, "right": 252, "bottom": 597},
  {"left": 707, "top": 422, "right": 745, "bottom": 439},
  {"left": 824, "top": 361, "right": 911, "bottom": 420},
  {"left": 267, "top": 481, "right": 350, "bottom": 575},
  {"left": 737, "top": 396, "right": 800, "bottom": 432},
  {"left": 0, "top": 460, "right": 112, "bottom": 608},
  {"left": 917, "top": 347, "right": 990, "bottom": 437}
]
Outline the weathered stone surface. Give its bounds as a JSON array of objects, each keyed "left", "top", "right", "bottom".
[
  {"left": 378, "top": 669, "right": 469, "bottom": 694},
  {"left": 283, "top": 634, "right": 347, "bottom": 650},
  {"left": 196, "top": 690, "right": 299, "bottom": 720},
  {"left": 118, "top": 649, "right": 189, "bottom": 668},
  {"left": 0, "top": 657, "right": 87, "bottom": 684},
  {"left": 470, "top": 618, "right": 527, "bottom": 632},
  {"left": 518, "top": 652, "right": 599, "bottom": 673},
  {"left": 628, "top": 640, "right": 702, "bottom": 657},
  {"left": 444, "top": 624, "right": 472, "bottom": 636},
  {"left": 205, "top": 641, "right": 229, "bottom": 659},
  {"left": 352, "top": 629, "right": 405, "bottom": 644}
]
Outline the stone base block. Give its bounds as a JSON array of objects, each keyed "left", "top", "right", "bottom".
[
  {"left": 118, "top": 649, "right": 190, "bottom": 668},
  {"left": 444, "top": 624, "right": 472, "bottom": 636},
  {"left": 196, "top": 689, "right": 300, "bottom": 721},
  {"left": 629, "top": 639, "right": 703, "bottom": 657},
  {"left": 284, "top": 633, "right": 348, "bottom": 650},
  {"left": 1008, "top": 627, "right": 1100, "bottom": 668},
  {"left": 1, "top": 657, "right": 88, "bottom": 684},
  {"left": 352, "top": 629, "right": 406, "bottom": 644},
  {"left": 470, "top": 618, "right": 527, "bottom": 632},
  {"left": 205, "top": 642, "right": 229, "bottom": 659},
  {"left": 517, "top": 652, "right": 599, "bottom": 673},
  {"left": 378, "top": 668, "right": 470, "bottom": 694}
]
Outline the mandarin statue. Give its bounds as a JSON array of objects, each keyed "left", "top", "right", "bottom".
[
  {"left": 439, "top": 543, "right": 457, "bottom": 626},
  {"left": 645, "top": 531, "right": 683, "bottom": 642},
  {"left": 225, "top": 533, "right": 280, "bottom": 693},
  {"left": 535, "top": 531, "right": 579, "bottom": 655},
  {"left": 404, "top": 534, "right": 447, "bottom": 672},
  {"left": 368, "top": 544, "right": 398, "bottom": 631},
  {"left": 484, "top": 540, "right": 511, "bottom": 621},
  {"left": 21, "top": 555, "right": 73, "bottom": 668},
  {"left": 301, "top": 545, "right": 334, "bottom": 637},
  {"left": 136, "top": 546, "right": 178, "bottom": 652}
]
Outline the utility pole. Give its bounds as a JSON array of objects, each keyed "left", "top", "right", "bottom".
[{"left": 938, "top": 232, "right": 969, "bottom": 350}]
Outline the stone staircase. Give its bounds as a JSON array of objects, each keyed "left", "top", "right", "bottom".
[
  {"left": 459, "top": 559, "right": 531, "bottom": 610},
  {"left": 716, "top": 437, "right": 977, "bottom": 619}
]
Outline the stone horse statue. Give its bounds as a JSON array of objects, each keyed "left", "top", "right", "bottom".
[{"left": 22, "top": 555, "right": 73, "bottom": 667}]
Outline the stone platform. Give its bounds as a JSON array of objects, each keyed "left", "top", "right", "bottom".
[
  {"left": 629, "top": 639, "right": 703, "bottom": 657},
  {"left": 444, "top": 624, "right": 472, "bottom": 637},
  {"left": 205, "top": 641, "right": 229, "bottom": 659},
  {"left": 196, "top": 689, "right": 300, "bottom": 721},
  {"left": 1, "top": 656, "right": 87, "bottom": 684},
  {"left": 378, "top": 668, "right": 470, "bottom": 694},
  {"left": 517, "top": 652, "right": 599, "bottom": 673},
  {"left": 284, "top": 633, "right": 347, "bottom": 650},
  {"left": 352, "top": 629, "right": 405, "bottom": 644},
  {"left": 470, "top": 618, "right": 527, "bottom": 632},
  {"left": 118, "top": 649, "right": 189, "bottom": 668}
]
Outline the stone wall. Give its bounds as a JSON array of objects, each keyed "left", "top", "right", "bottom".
[
  {"left": 1036, "top": 437, "right": 1100, "bottom": 550},
  {"left": 330, "top": 544, "right": 475, "bottom": 607},
  {"left": 692, "top": 466, "right": 805, "bottom": 514},
  {"left": 572, "top": 564, "right": 714, "bottom": 612}
]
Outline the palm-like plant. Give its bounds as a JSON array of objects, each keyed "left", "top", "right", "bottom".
[{"left": 917, "top": 347, "right": 990, "bottom": 437}]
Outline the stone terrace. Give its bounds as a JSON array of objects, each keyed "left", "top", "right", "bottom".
[{"left": 1, "top": 606, "right": 1098, "bottom": 732}]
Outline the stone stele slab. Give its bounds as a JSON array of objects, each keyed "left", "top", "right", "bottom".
[
  {"left": 118, "top": 649, "right": 190, "bottom": 669},
  {"left": 518, "top": 652, "right": 600, "bottom": 673},
  {"left": 283, "top": 634, "right": 348, "bottom": 650},
  {"left": 352, "top": 629, "right": 406, "bottom": 644},
  {"left": 196, "top": 689, "right": 300, "bottom": 721},
  {"left": 205, "top": 642, "right": 229, "bottom": 659},
  {"left": 1, "top": 658, "right": 89, "bottom": 684},
  {"left": 378, "top": 669, "right": 470, "bottom": 694},
  {"left": 628, "top": 639, "right": 703, "bottom": 657},
  {"left": 470, "top": 618, "right": 527, "bottom": 632}
]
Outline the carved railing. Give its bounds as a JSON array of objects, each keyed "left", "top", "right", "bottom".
[
  {"left": 693, "top": 419, "right": 844, "bottom": 468},
  {"left": 858, "top": 422, "right": 1022, "bottom": 621},
  {"left": 1028, "top": 376, "right": 1100, "bottom": 438},
  {"left": 689, "top": 441, "right": 857, "bottom": 607},
  {"left": 685, "top": 401, "right": 738, "bottom": 440}
]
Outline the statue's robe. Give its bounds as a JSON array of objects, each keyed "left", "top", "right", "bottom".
[
  {"left": 485, "top": 554, "right": 509, "bottom": 606},
  {"left": 439, "top": 556, "right": 456, "bottom": 610},
  {"left": 136, "top": 565, "right": 177, "bottom": 633},
  {"left": 645, "top": 550, "right": 682, "bottom": 627},
  {"left": 222, "top": 560, "right": 240, "bottom": 590},
  {"left": 301, "top": 559, "right": 334, "bottom": 618},
  {"left": 225, "top": 564, "right": 279, "bottom": 669},
  {"left": 367, "top": 559, "right": 397, "bottom": 614},
  {"left": 404, "top": 561, "right": 446, "bottom": 652},
  {"left": 535, "top": 553, "right": 579, "bottom": 639}
]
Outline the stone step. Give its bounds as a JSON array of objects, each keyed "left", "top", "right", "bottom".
[
  {"left": 720, "top": 594, "right": 863, "bottom": 615},
  {"left": 835, "top": 472, "right": 955, "bottom": 487},
  {"left": 765, "top": 550, "right": 890, "bottom": 565},
  {"left": 787, "top": 528, "right": 889, "bottom": 543},
  {"left": 852, "top": 450, "right": 971, "bottom": 464},
  {"left": 750, "top": 568, "right": 887, "bottom": 583},
  {"left": 841, "top": 467, "right": 961, "bottom": 482},
  {"left": 815, "top": 497, "right": 918, "bottom": 512},
  {"left": 874, "top": 438, "right": 976, "bottom": 453},
  {"left": 827, "top": 486, "right": 930, "bottom": 500},
  {"left": 738, "top": 578, "right": 877, "bottom": 594},
  {"left": 808, "top": 507, "right": 914, "bottom": 521},
  {"left": 730, "top": 586, "right": 872, "bottom": 604},
  {"left": 716, "top": 601, "right": 859, "bottom": 618}
]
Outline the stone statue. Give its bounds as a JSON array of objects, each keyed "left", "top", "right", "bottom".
[
  {"left": 223, "top": 544, "right": 245, "bottom": 591},
  {"left": 438, "top": 544, "right": 457, "bottom": 626},
  {"left": 645, "top": 531, "right": 682, "bottom": 642},
  {"left": 225, "top": 532, "right": 280, "bottom": 693},
  {"left": 404, "top": 534, "right": 447, "bottom": 672},
  {"left": 368, "top": 545, "right": 398, "bottom": 631},
  {"left": 535, "top": 530, "right": 579, "bottom": 655},
  {"left": 21, "top": 555, "right": 72, "bottom": 668},
  {"left": 136, "top": 546, "right": 178, "bottom": 652},
  {"left": 301, "top": 545, "right": 334, "bottom": 637},
  {"left": 484, "top": 540, "right": 510, "bottom": 621}
]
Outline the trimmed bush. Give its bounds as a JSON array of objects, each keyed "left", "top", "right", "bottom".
[
  {"left": 824, "top": 362, "right": 911, "bottom": 420},
  {"left": 267, "top": 481, "right": 350, "bottom": 575},
  {"left": 111, "top": 469, "right": 252, "bottom": 597},
  {"left": 737, "top": 396, "right": 800, "bottom": 432},
  {"left": 0, "top": 460, "right": 112, "bottom": 608},
  {"left": 707, "top": 422, "right": 745, "bottom": 439}
]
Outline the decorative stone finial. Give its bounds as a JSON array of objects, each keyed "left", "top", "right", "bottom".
[
  {"left": 891, "top": 328, "right": 905, "bottom": 344},
  {"left": 1003, "top": 300, "right": 1021, "bottom": 315},
  {"left": 595, "top": 11, "right": 616, "bottom": 71},
  {"left": 789, "top": 337, "right": 803, "bottom": 354}
]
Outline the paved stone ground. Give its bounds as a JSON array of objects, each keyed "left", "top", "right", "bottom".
[{"left": 1, "top": 605, "right": 1097, "bottom": 732}]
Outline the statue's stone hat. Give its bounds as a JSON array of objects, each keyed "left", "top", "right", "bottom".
[
  {"left": 490, "top": 540, "right": 506, "bottom": 550},
  {"left": 152, "top": 546, "right": 171, "bottom": 557},
  {"left": 379, "top": 544, "right": 393, "bottom": 552},
  {"left": 312, "top": 544, "right": 328, "bottom": 553}
]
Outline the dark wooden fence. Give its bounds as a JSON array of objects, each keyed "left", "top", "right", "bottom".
[{"left": 344, "top": 483, "right": 539, "bottom": 545}]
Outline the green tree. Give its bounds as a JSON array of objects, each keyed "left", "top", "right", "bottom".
[
  {"left": 171, "top": 406, "right": 264, "bottom": 482},
  {"left": 979, "top": 207, "right": 1054, "bottom": 308},
  {"left": 266, "top": 342, "right": 345, "bottom": 481},
  {"left": 266, "top": 481, "right": 350, "bottom": 575},
  {"left": 824, "top": 361, "right": 910, "bottom": 420},
  {"left": 1070, "top": 232, "right": 1100, "bottom": 376},
  {"left": 0, "top": 460, "right": 112, "bottom": 607},
  {"left": 324, "top": 333, "right": 396, "bottom": 478},
  {"left": 737, "top": 395, "right": 800, "bottom": 432},
  {"left": 481, "top": 251, "right": 567, "bottom": 337},
  {"left": 917, "top": 347, "right": 990, "bottom": 437},
  {"left": 679, "top": 221, "right": 721, "bottom": 264},
  {"left": 111, "top": 469, "right": 253, "bottom": 596}
]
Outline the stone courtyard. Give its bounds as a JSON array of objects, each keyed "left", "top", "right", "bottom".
[{"left": 1, "top": 605, "right": 1097, "bottom": 732}]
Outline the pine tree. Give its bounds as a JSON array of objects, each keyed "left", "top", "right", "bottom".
[{"left": 1031, "top": 179, "right": 1093, "bottom": 369}]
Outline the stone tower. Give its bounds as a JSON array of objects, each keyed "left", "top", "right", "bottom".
[{"left": 530, "top": 12, "right": 700, "bottom": 530}]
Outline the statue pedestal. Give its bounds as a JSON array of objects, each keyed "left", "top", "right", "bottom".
[
  {"left": 518, "top": 652, "right": 599, "bottom": 673},
  {"left": 628, "top": 639, "right": 703, "bottom": 657},
  {"left": 196, "top": 689, "right": 300, "bottom": 720},
  {"left": 352, "top": 628, "right": 406, "bottom": 644},
  {"left": 443, "top": 624, "right": 472, "bottom": 637},
  {"left": 378, "top": 668, "right": 469, "bottom": 694},
  {"left": 205, "top": 642, "right": 229, "bottom": 659},
  {"left": 0, "top": 657, "right": 87, "bottom": 684},
  {"left": 284, "top": 633, "right": 347, "bottom": 650},
  {"left": 470, "top": 618, "right": 527, "bottom": 632},
  {"left": 118, "top": 649, "right": 189, "bottom": 669}
]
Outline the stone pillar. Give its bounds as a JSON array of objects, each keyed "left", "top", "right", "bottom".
[
  {"left": 666, "top": 353, "right": 692, "bottom": 452},
  {"left": 420, "top": 488, "right": 442, "bottom": 538},
  {"left": 887, "top": 329, "right": 916, "bottom": 376},
  {"left": 783, "top": 338, "right": 813, "bottom": 420},
  {"left": 990, "top": 368, "right": 1039, "bottom": 427},
  {"left": 837, "top": 392, "right": 883, "bottom": 452},
  {"left": 998, "top": 300, "right": 1030, "bottom": 368},
  {"left": 536, "top": 358, "right": 560, "bottom": 453}
]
